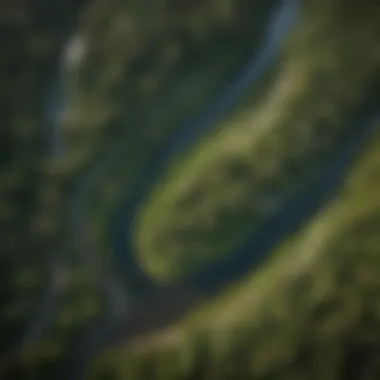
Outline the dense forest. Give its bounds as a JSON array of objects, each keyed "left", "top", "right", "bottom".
[{"left": 1, "top": 0, "right": 380, "bottom": 379}]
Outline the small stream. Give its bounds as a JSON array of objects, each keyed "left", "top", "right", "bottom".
[{"left": 15, "top": 49, "right": 70, "bottom": 350}]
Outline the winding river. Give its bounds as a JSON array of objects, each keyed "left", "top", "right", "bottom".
[
  {"left": 65, "top": 1, "right": 300, "bottom": 377},
  {"left": 25, "top": 0, "right": 380, "bottom": 378},
  {"left": 111, "top": 0, "right": 300, "bottom": 293}
]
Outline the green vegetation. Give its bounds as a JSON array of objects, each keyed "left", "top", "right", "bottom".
[
  {"left": 134, "top": 1, "right": 380, "bottom": 281},
  {"left": 2, "top": 0, "right": 380, "bottom": 379},
  {"left": 86, "top": 125, "right": 380, "bottom": 379},
  {"left": 0, "top": 263, "right": 104, "bottom": 379}
]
